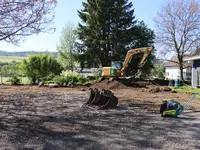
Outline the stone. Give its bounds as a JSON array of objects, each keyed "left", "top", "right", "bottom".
[
  {"left": 49, "top": 83, "right": 59, "bottom": 88},
  {"left": 81, "top": 88, "right": 86, "bottom": 91},
  {"left": 38, "top": 81, "right": 44, "bottom": 87}
]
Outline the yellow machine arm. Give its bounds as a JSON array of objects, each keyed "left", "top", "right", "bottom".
[{"left": 120, "top": 47, "right": 153, "bottom": 72}]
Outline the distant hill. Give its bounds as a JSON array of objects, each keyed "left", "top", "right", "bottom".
[{"left": 0, "top": 50, "right": 57, "bottom": 57}]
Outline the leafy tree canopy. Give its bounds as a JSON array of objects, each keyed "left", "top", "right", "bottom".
[
  {"left": 57, "top": 22, "right": 77, "bottom": 71},
  {"left": 0, "top": 0, "right": 56, "bottom": 45},
  {"left": 20, "top": 54, "right": 62, "bottom": 84},
  {"left": 77, "top": 0, "right": 155, "bottom": 77},
  {"left": 77, "top": 0, "right": 137, "bottom": 67}
]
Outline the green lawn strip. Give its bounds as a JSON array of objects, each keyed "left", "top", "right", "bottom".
[
  {"left": 0, "top": 56, "right": 27, "bottom": 63},
  {"left": 1, "top": 77, "right": 30, "bottom": 84},
  {"left": 169, "top": 86, "right": 200, "bottom": 98}
]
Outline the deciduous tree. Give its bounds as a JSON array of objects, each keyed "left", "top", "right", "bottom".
[
  {"left": 0, "top": 0, "right": 56, "bottom": 44},
  {"left": 57, "top": 22, "right": 77, "bottom": 71},
  {"left": 20, "top": 54, "right": 62, "bottom": 84},
  {"left": 155, "top": 0, "right": 200, "bottom": 81},
  {"left": 1, "top": 61, "right": 20, "bottom": 77}
]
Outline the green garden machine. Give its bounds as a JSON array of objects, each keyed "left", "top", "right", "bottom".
[{"left": 160, "top": 93, "right": 198, "bottom": 117}]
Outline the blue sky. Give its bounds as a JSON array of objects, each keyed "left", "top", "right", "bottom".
[{"left": 1, "top": 0, "right": 166, "bottom": 52}]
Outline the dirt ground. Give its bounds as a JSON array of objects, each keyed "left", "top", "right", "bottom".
[{"left": 0, "top": 83, "right": 200, "bottom": 150}]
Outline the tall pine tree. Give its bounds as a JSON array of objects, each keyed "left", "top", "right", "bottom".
[
  {"left": 77, "top": 0, "right": 137, "bottom": 67},
  {"left": 77, "top": 0, "right": 155, "bottom": 77}
]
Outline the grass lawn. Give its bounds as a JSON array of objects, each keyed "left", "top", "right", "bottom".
[
  {"left": 1, "top": 77, "right": 30, "bottom": 84},
  {"left": 170, "top": 86, "right": 200, "bottom": 98},
  {"left": 0, "top": 56, "right": 27, "bottom": 63}
]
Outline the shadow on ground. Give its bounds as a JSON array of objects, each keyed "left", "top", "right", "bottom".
[{"left": 0, "top": 91, "right": 200, "bottom": 150}]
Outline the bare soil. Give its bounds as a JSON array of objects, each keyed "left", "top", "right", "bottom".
[
  {"left": 90, "top": 79, "right": 200, "bottom": 112},
  {"left": 0, "top": 83, "right": 200, "bottom": 150}
]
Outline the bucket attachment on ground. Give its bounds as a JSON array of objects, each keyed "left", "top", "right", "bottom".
[{"left": 85, "top": 88, "right": 118, "bottom": 109}]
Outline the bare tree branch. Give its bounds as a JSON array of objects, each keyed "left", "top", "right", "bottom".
[
  {"left": 0, "top": 0, "right": 57, "bottom": 45},
  {"left": 155, "top": 0, "right": 200, "bottom": 80}
]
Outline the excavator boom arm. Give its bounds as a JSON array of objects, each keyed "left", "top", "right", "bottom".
[{"left": 120, "top": 47, "right": 152, "bottom": 72}]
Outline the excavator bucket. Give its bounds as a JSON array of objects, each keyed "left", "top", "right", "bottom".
[{"left": 85, "top": 88, "right": 118, "bottom": 109}]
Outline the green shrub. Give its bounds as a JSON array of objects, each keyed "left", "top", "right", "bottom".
[
  {"left": 61, "top": 70, "right": 79, "bottom": 85},
  {"left": 19, "top": 54, "right": 62, "bottom": 84},
  {"left": 50, "top": 70, "right": 89, "bottom": 86},
  {"left": 46, "top": 73, "right": 56, "bottom": 81},
  {"left": 61, "top": 70, "right": 78, "bottom": 77},
  {"left": 92, "top": 70, "right": 100, "bottom": 80},
  {"left": 7, "top": 76, "right": 21, "bottom": 85},
  {"left": 77, "top": 76, "right": 88, "bottom": 84},
  {"left": 67, "top": 75, "right": 79, "bottom": 84},
  {"left": 52, "top": 76, "right": 68, "bottom": 86}
]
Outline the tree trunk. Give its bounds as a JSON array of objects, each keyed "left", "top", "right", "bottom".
[
  {"left": 178, "top": 54, "right": 184, "bottom": 81},
  {"left": 179, "top": 66, "right": 184, "bottom": 81}
]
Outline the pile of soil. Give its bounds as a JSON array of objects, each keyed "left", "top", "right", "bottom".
[
  {"left": 90, "top": 80, "right": 128, "bottom": 90},
  {"left": 90, "top": 79, "right": 172, "bottom": 92},
  {"left": 148, "top": 86, "right": 171, "bottom": 93}
]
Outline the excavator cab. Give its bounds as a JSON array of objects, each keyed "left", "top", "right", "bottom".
[{"left": 111, "top": 61, "right": 123, "bottom": 70}]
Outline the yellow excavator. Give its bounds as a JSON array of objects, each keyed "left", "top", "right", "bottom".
[{"left": 101, "top": 47, "right": 152, "bottom": 78}]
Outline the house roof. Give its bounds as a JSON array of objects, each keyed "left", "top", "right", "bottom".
[
  {"left": 184, "top": 48, "right": 200, "bottom": 61},
  {"left": 184, "top": 55, "right": 200, "bottom": 61},
  {"left": 165, "top": 55, "right": 192, "bottom": 67},
  {"left": 164, "top": 56, "right": 178, "bottom": 67}
]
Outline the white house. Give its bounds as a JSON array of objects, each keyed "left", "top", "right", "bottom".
[
  {"left": 165, "top": 56, "right": 191, "bottom": 80},
  {"left": 184, "top": 55, "right": 200, "bottom": 87}
]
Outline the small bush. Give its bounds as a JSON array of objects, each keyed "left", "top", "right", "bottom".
[
  {"left": 77, "top": 76, "right": 89, "bottom": 84},
  {"left": 20, "top": 54, "right": 62, "bottom": 84},
  {"left": 61, "top": 70, "right": 79, "bottom": 85},
  {"left": 46, "top": 73, "right": 56, "bottom": 81},
  {"left": 50, "top": 70, "right": 89, "bottom": 86},
  {"left": 61, "top": 70, "right": 78, "bottom": 77},
  {"left": 52, "top": 76, "right": 68, "bottom": 86},
  {"left": 92, "top": 70, "right": 100, "bottom": 80},
  {"left": 7, "top": 76, "right": 21, "bottom": 85}
]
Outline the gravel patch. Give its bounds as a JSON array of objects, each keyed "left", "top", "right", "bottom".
[{"left": 0, "top": 90, "right": 200, "bottom": 150}]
